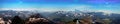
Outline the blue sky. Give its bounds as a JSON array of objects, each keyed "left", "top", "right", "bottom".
[{"left": 0, "top": 0, "right": 120, "bottom": 13}]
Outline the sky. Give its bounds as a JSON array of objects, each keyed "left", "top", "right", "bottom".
[{"left": 0, "top": 0, "right": 120, "bottom": 13}]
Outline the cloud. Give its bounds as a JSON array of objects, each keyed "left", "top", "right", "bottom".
[
  {"left": 0, "top": 8, "right": 36, "bottom": 11},
  {"left": 0, "top": 8, "right": 71, "bottom": 12},
  {"left": 67, "top": 4, "right": 93, "bottom": 11},
  {"left": 95, "top": 10, "right": 112, "bottom": 16},
  {"left": 97, "top": 10, "right": 112, "bottom": 13}
]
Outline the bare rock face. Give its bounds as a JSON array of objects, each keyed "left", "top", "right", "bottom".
[
  {"left": 25, "top": 14, "right": 55, "bottom": 24},
  {"left": 26, "top": 18, "right": 50, "bottom": 24},
  {"left": 0, "top": 18, "right": 5, "bottom": 24},
  {"left": 11, "top": 16, "right": 24, "bottom": 24}
]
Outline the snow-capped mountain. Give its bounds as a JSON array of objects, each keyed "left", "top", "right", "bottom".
[{"left": 0, "top": 10, "right": 120, "bottom": 23}]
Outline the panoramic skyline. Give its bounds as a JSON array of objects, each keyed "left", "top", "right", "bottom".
[{"left": 0, "top": 0, "right": 120, "bottom": 13}]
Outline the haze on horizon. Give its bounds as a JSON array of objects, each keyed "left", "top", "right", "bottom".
[{"left": 0, "top": 0, "right": 120, "bottom": 13}]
